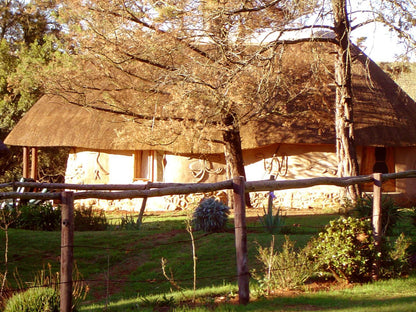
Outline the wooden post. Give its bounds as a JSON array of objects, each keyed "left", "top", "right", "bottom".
[
  {"left": 30, "top": 147, "right": 38, "bottom": 181},
  {"left": 60, "top": 191, "right": 74, "bottom": 312},
  {"left": 372, "top": 173, "right": 382, "bottom": 280},
  {"left": 233, "top": 176, "right": 249, "bottom": 305},
  {"left": 136, "top": 183, "right": 149, "bottom": 225},
  {"left": 22, "top": 147, "right": 30, "bottom": 178}
]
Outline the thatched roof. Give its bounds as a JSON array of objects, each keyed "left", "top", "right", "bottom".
[{"left": 5, "top": 42, "right": 416, "bottom": 154}]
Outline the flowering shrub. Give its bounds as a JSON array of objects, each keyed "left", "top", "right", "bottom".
[{"left": 309, "top": 216, "right": 376, "bottom": 283}]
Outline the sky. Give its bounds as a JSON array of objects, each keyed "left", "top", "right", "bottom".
[
  {"left": 348, "top": 0, "right": 416, "bottom": 63},
  {"left": 351, "top": 24, "right": 414, "bottom": 63}
]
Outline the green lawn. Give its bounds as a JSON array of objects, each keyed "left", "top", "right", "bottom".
[
  {"left": 1, "top": 211, "right": 415, "bottom": 311},
  {"left": 81, "top": 274, "right": 416, "bottom": 311}
]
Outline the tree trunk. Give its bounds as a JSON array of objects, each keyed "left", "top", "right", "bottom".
[
  {"left": 222, "top": 113, "right": 251, "bottom": 208},
  {"left": 332, "top": 0, "right": 360, "bottom": 201}
]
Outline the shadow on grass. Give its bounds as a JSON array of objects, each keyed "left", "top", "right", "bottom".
[
  {"left": 240, "top": 293, "right": 416, "bottom": 312},
  {"left": 80, "top": 291, "right": 416, "bottom": 312}
]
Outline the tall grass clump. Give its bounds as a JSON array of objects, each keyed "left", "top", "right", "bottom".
[
  {"left": 4, "top": 287, "right": 59, "bottom": 312},
  {"left": 4, "top": 264, "right": 89, "bottom": 311}
]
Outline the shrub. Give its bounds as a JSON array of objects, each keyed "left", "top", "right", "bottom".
[
  {"left": 381, "top": 233, "right": 412, "bottom": 278},
  {"left": 252, "top": 236, "right": 316, "bottom": 293},
  {"left": 74, "top": 205, "right": 108, "bottom": 231},
  {"left": 409, "top": 206, "right": 416, "bottom": 228},
  {"left": 7, "top": 203, "right": 108, "bottom": 231},
  {"left": 342, "top": 195, "right": 402, "bottom": 235},
  {"left": 4, "top": 287, "right": 59, "bottom": 312},
  {"left": 0, "top": 202, "right": 20, "bottom": 227},
  {"left": 192, "top": 197, "right": 230, "bottom": 233},
  {"left": 14, "top": 203, "right": 61, "bottom": 231},
  {"left": 309, "top": 216, "right": 376, "bottom": 283}
]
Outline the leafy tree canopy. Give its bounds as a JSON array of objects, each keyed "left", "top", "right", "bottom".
[{"left": 0, "top": 0, "right": 67, "bottom": 183}]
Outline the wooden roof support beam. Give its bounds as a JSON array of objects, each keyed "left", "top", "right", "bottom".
[
  {"left": 31, "top": 147, "right": 38, "bottom": 181},
  {"left": 23, "top": 146, "right": 30, "bottom": 179}
]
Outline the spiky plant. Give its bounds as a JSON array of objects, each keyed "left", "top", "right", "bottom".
[{"left": 192, "top": 197, "right": 230, "bottom": 233}]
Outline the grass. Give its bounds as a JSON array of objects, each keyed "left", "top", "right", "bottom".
[
  {"left": 78, "top": 274, "right": 416, "bottom": 311},
  {"left": 242, "top": 275, "right": 416, "bottom": 312},
  {"left": 0, "top": 210, "right": 415, "bottom": 311}
]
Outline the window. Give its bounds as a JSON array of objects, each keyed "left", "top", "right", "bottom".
[{"left": 133, "top": 150, "right": 155, "bottom": 182}]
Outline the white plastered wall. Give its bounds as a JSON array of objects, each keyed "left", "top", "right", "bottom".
[{"left": 65, "top": 144, "right": 416, "bottom": 211}]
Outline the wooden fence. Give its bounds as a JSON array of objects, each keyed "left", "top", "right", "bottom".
[{"left": 1, "top": 170, "right": 416, "bottom": 311}]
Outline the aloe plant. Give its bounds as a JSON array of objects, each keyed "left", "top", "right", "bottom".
[
  {"left": 259, "top": 192, "right": 285, "bottom": 234},
  {"left": 192, "top": 197, "right": 230, "bottom": 233}
]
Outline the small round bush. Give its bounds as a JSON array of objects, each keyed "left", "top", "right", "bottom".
[
  {"left": 4, "top": 287, "right": 59, "bottom": 312},
  {"left": 192, "top": 197, "right": 230, "bottom": 232},
  {"left": 309, "top": 216, "right": 376, "bottom": 283}
]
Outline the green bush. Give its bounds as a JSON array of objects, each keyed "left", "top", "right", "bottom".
[
  {"left": 409, "top": 207, "right": 416, "bottom": 228},
  {"left": 381, "top": 233, "right": 412, "bottom": 278},
  {"left": 192, "top": 197, "right": 230, "bottom": 233},
  {"left": 15, "top": 203, "right": 61, "bottom": 231},
  {"left": 309, "top": 216, "right": 376, "bottom": 283},
  {"left": 3, "top": 202, "right": 108, "bottom": 231},
  {"left": 74, "top": 205, "right": 108, "bottom": 231},
  {"left": 343, "top": 195, "right": 402, "bottom": 235},
  {"left": 252, "top": 236, "right": 316, "bottom": 293},
  {"left": 4, "top": 287, "right": 59, "bottom": 312}
]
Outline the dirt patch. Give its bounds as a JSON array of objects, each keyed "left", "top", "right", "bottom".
[
  {"left": 87, "top": 254, "right": 149, "bottom": 302},
  {"left": 86, "top": 229, "right": 186, "bottom": 302},
  {"left": 146, "top": 228, "right": 187, "bottom": 241}
]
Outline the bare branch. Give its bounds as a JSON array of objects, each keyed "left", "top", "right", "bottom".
[{"left": 224, "top": 0, "right": 284, "bottom": 15}]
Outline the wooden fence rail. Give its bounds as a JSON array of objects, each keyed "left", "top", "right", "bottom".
[
  {"left": 1, "top": 170, "right": 416, "bottom": 311},
  {"left": 1, "top": 170, "right": 416, "bottom": 200}
]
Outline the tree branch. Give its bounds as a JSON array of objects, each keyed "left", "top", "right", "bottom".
[
  {"left": 224, "top": 0, "right": 284, "bottom": 15},
  {"left": 88, "top": 6, "right": 217, "bottom": 63}
]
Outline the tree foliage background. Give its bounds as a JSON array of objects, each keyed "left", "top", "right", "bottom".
[{"left": 0, "top": 0, "right": 68, "bottom": 183}]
